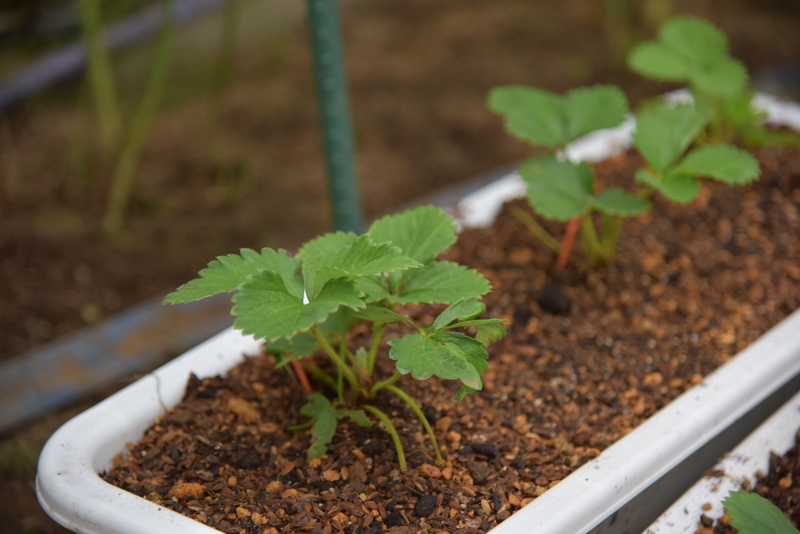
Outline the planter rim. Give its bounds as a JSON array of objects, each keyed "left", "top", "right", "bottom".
[
  {"left": 36, "top": 92, "right": 800, "bottom": 534},
  {"left": 645, "top": 388, "right": 800, "bottom": 533}
]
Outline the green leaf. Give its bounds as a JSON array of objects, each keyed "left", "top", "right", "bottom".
[
  {"left": 676, "top": 145, "right": 760, "bottom": 184},
  {"left": 564, "top": 85, "right": 629, "bottom": 140},
  {"left": 393, "top": 261, "right": 491, "bottom": 304},
  {"left": 455, "top": 385, "right": 477, "bottom": 403},
  {"left": 352, "top": 304, "right": 407, "bottom": 324},
  {"left": 636, "top": 168, "right": 700, "bottom": 204},
  {"left": 388, "top": 333, "right": 483, "bottom": 390},
  {"left": 299, "top": 393, "right": 339, "bottom": 460},
  {"left": 488, "top": 85, "right": 628, "bottom": 148},
  {"left": 448, "top": 319, "right": 508, "bottom": 346},
  {"left": 355, "top": 276, "right": 392, "bottom": 303},
  {"left": 487, "top": 85, "right": 567, "bottom": 147},
  {"left": 428, "top": 297, "right": 486, "bottom": 332},
  {"left": 519, "top": 155, "right": 595, "bottom": 221},
  {"left": 164, "top": 248, "right": 302, "bottom": 304},
  {"left": 660, "top": 16, "right": 729, "bottom": 65},
  {"left": 628, "top": 16, "right": 749, "bottom": 99},
  {"left": 368, "top": 205, "right": 457, "bottom": 265},
  {"left": 341, "top": 410, "right": 372, "bottom": 428},
  {"left": 690, "top": 57, "right": 748, "bottom": 99},
  {"left": 633, "top": 102, "right": 710, "bottom": 174},
  {"left": 232, "top": 274, "right": 365, "bottom": 341},
  {"left": 297, "top": 231, "right": 358, "bottom": 263},
  {"left": 267, "top": 332, "right": 319, "bottom": 368},
  {"left": 723, "top": 491, "right": 799, "bottom": 534},
  {"left": 432, "top": 331, "right": 489, "bottom": 377},
  {"left": 592, "top": 188, "right": 652, "bottom": 216},
  {"left": 304, "top": 234, "right": 420, "bottom": 297},
  {"left": 627, "top": 42, "right": 690, "bottom": 81}
]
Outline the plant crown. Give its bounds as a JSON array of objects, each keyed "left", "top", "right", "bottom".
[
  {"left": 628, "top": 15, "right": 798, "bottom": 147},
  {"left": 723, "top": 490, "right": 799, "bottom": 534},
  {"left": 164, "top": 205, "right": 506, "bottom": 468}
]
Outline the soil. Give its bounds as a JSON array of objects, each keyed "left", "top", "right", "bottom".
[
  {"left": 701, "top": 429, "right": 800, "bottom": 534},
  {"left": 4, "top": 1, "right": 800, "bottom": 533},
  {"left": 102, "top": 145, "right": 800, "bottom": 534}
]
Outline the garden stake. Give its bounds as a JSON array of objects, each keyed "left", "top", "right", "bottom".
[{"left": 306, "top": 0, "right": 363, "bottom": 233}]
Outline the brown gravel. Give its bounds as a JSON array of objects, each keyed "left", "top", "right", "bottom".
[{"left": 103, "top": 145, "right": 800, "bottom": 533}]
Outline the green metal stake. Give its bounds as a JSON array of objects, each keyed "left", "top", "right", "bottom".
[{"left": 306, "top": 0, "right": 363, "bottom": 232}]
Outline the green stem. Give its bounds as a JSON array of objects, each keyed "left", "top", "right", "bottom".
[
  {"left": 78, "top": 0, "right": 122, "bottom": 152},
  {"left": 310, "top": 325, "right": 359, "bottom": 391},
  {"left": 103, "top": 0, "right": 176, "bottom": 235},
  {"left": 287, "top": 420, "right": 314, "bottom": 432},
  {"left": 369, "top": 372, "right": 402, "bottom": 399},
  {"left": 510, "top": 206, "right": 561, "bottom": 253},
  {"left": 579, "top": 215, "right": 603, "bottom": 268},
  {"left": 599, "top": 214, "right": 625, "bottom": 263},
  {"left": 362, "top": 405, "right": 406, "bottom": 471},
  {"left": 367, "top": 322, "right": 385, "bottom": 374},
  {"left": 385, "top": 385, "right": 443, "bottom": 466},
  {"left": 299, "top": 360, "right": 337, "bottom": 390}
]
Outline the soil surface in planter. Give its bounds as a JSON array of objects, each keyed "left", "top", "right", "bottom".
[
  {"left": 103, "top": 145, "right": 800, "bottom": 534},
  {"left": 700, "top": 429, "right": 800, "bottom": 533}
]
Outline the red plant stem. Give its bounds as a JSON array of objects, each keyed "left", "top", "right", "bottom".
[
  {"left": 291, "top": 360, "right": 314, "bottom": 394},
  {"left": 556, "top": 217, "right": 581, "bottom": 270}
]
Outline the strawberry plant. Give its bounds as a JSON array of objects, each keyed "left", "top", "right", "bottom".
[
  {"left": 628, "top": 15, "right": 798, "bottom": 147},
  {"left": 633, "top": 100, "right": 759, "bottom": 204},
  {"left": 723, "top": 491, "right": 799, "bottom": 534},
  {"left": 164, "top": 205, "right": 506, "bottom": 469},
  {"left": 488, "top": 84, "right": 650, "bottom": 268},
  {"left": 488, "top": 84, "right": 760, "bottom": 268}
]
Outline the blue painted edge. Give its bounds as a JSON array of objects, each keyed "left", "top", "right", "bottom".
[{"left": 0, "top": 293, "right": 233, "bottom": 433}]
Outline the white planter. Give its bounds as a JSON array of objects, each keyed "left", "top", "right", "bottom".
[
  {"left": 37, "top": 94, "right": 800, "bottom": 534},
  {"left": 644, "top": 388, "right": 800, "bottom": 534}
]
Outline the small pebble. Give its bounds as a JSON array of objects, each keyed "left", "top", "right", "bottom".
[
  {"left": 419, "top": 464, "right": 441, "bottom": 478},
  {"left": 472, "top": 443, "right": 497, "bottom": 458},
  {"left": 170, "top": 482, "right": 205, "bottom": 500},
  {"left": 322, "top": 469, "right": 341, "bottom": 482},
  {"left": 538, "top": 283, "right": 570, "bottom": 314},
  {"left": 414, "top": 495, "right": 437, "bottom": 517},
  {"left": 468, "top": 461, "right": 493, "bottom": 485},
  {"left": 266, "top": 480, "right": 283, "bottom": 494}
]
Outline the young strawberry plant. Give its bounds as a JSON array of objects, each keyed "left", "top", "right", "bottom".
[
  {"left": 164, "top": 206, "right": 506, "bottom": 469},
  {"left": 488, "top": 84, "right": 760, "bottom": 268},
  {"left": 488, "top": 84, "right": 650, "bottom": 268},
  {"left": 628, "top": 15, "right": 797, "bottom": 147},
  {"left": 632, "top": 100, "right": 759, "bottom": 205},
  {"left": 723, "top": 491, "right": 799, "bottom": 534}
]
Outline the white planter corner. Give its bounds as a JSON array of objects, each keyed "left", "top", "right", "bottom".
[{"left": 37, "top": 93, "right": 800, "bottom": 534}]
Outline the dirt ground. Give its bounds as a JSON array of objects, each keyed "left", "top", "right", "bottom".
[{"left": 1, "top": 0, "right": 799, "bottom": 532}]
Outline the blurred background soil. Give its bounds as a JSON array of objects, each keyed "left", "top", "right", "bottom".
[{"left": 1, "top": 0, "right": 799, "bottom": 532}]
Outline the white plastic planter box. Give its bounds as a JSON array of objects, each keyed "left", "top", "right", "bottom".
[
  {"left": 37, "top": 94, "right": 800, "bottom": 534},
  {"left": 645, "top": 388, "right": 800, "bottom": 533}
]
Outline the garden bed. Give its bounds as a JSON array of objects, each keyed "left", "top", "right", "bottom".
[{"left": 96, "top": 143, "right": 800, "bottom": 534}]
